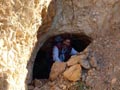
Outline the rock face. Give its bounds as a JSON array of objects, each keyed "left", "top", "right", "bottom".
[{"left": 1, "top": 0, "right": 120, "bottom": 90}]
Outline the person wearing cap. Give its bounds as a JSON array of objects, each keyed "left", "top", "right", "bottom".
[{"left": 53, "top": 37, "right": 78, "bottom": 62}]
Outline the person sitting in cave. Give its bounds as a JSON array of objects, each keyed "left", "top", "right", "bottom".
[{"left": 53, "top": 36, "right": 79, "bottom": 62}]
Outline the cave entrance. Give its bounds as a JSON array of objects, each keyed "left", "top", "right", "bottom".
[{"left": 32, "top": 33, "right": 92, "bottom": 80}]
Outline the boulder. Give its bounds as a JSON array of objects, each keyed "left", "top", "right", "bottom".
[
  {"left": 49, "top": 62, "right": 66, "bottom": 81},
  {"left": 67, "top": 55, "right": 81, "bottom": 66},
  {"left": 67, "top": 53, "right": 88, "bottom": 66},
  {"left": 63, "top": 64, "right": 81, "bottom": 81}
]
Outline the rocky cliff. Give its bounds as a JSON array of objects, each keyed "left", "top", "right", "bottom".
[
  {"left": 0, "top": 0, "right": 52, "bottom": 90},
  {"left": 0, "top": 0, "right": 120, "bottom": 90}
]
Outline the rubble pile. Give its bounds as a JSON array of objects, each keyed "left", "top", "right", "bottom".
[{"left": 28, "top": 48, "right": 98, "bottom": 90}]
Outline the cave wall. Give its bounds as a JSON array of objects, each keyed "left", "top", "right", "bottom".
[
  {"left": 30, "top": 0, "right": 120, "bottom": 89},
  {"left": 0, "top": 0, "right": 120, "bottom": 90}
]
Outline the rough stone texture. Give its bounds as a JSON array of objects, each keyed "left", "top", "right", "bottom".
[
  {"left": 27, "top": 52, "right": 95, "bottom": 90},
  {"left": 89, "top": 56, "right": 97, "bottom": 68},
  {"left": 28, "top": 85, "right": 34, "bottom": 90},
  {"left": 0, "top": 0, "right": 54, "bottom": 90},
  {"left": 80, "top": 59, "right": 91, "bottom": 69},
  {"left": 66, "top": 55, "right": 81, "bottom": 66},
  {"left": 63, "top": 64, "right": 81, "bottom": 82},
  {"left": 1, "top": 0, "right": 120, "bottom": 90},
  {"left": 85, "top": 68, "right": 98, "bottom": 87},
  {"left": 33, "top": 79, "right": 42, "bottom": 88},
  {"left": 49, "top": 62, "right": 66, "bottom": 81}
]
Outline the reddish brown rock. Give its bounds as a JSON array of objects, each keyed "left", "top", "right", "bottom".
[{"left": 89, "top": 56, "right": 97, "bottom": 68}]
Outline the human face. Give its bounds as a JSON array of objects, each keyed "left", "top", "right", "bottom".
[{"left": 63, "top": 39, "right": 71, "bottom": 47}]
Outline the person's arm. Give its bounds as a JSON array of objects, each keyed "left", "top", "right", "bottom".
[
  {"left": 70, "top": 48, "right": 78, "bottom": 55},
  {"left": 53, "top": 46, "right": 61, "bottom": 62}
]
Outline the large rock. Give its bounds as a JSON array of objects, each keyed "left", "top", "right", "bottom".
[
  {"left": 67, "top": 53, "right": 89, "bottom": 67},
  {"left": 67, "top": 55, "right": 81, "bottom": 66},
  {"left": 49, "top": 62, "right": 66, "bottom": 81},
  {"left": 63, "top": 64, "right": 81, "bottom": 81}
]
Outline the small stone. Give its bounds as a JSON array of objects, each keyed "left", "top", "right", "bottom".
[
  {"left": 88, "top": 68, "right": 96, "bottom": 76},
  {"left": 111, "top": 78, "right": 117, "bottom": 85},
  {"left": 81, "top": 73, "right": 87, "bottom": 82},
  {"left": 49, "top": 62, "right": 66, "bottom": 81},
  {"left": 79, "top": 59, "right": 91, "bottom": 69},
  {"left": 85, "top": 76, "right": 94, "bottom": 87},
  {"left": 63, "top": 64, "right": 82, "bottom": 81},
  {"left": 33, "top": 87, "right": 40, "bottom": 90},
  {"left": 89, "top": 56, "right": 97, "bottom": 68},
  {"left": 59, "top": 84, "right": 67, "bottom": 90},
  {"left": 48, "top": 81, "right": 55, "bottom": 87},
  {"left": 39, "top": 83, "right": 50, "bottom": 90},
  {"left": 33, "top": 79, "right": 42, "bottom": 88},
  {"left": 50, "top": 86, "right": 62, "bottom": 90},
  {"left": 28, "top": 85, "right": 34, "bottom": 90}
]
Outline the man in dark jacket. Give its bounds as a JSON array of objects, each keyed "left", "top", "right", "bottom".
[{"left": 53, "top": 37, "right": 78, "bottom": 62}]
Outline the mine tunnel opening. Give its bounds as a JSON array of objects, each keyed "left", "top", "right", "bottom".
[{"left": 33, "top": 33, "right": 92, "bottom": 80}]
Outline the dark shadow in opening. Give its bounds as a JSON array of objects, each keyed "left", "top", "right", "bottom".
[
  {"left": 33, "top": 33, "right": 92, "bottom": 80},
  {"left": 30, "top": 0, "right": 56, "bottom": 81}
]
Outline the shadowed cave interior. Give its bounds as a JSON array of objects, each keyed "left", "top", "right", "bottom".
[{"left": 33, "top": 33, "right": 92, "bottom": 80}]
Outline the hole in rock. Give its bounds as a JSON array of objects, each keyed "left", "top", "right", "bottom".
[{"left": 33, "top": 33, "right": 92, "bottom": 80}]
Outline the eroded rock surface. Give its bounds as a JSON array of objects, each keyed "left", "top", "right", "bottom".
[
  {"left": 28, "top": 49, "right": 98, "bottom": 90},
  {"left": 49, "top": 62, "right": 66, "bottom": 81},
  {"left": 0, "top": 0, "right": 120, "bottom": 90},
  {"left": 63, "top": 64, "right": 81, "bottom": 82}
]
